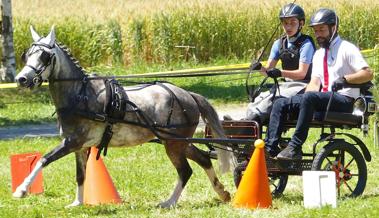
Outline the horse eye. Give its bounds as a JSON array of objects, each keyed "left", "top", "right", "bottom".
[
  {"left": 21, "top": 49, "right": 28, "bottom": 64},
  {"left": 40, "top": 51, "right": 51, "bottom": 65}
]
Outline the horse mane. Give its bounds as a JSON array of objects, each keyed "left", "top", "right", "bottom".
[{"left": 56, "top": 41, "right": 88, "bottom": 75}]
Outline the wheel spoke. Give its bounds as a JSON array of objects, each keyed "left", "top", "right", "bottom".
[
  {"left": 336, "top": 149, "right": 341, "bottom": 161},
  {"left": 331, "top": 164, "right": 338, "bottom": 171},
  {"left": 325, "top": 157, "right": 334, "bottom": 168},
  {"left": 343, "top": 179, "right": 354, "bottom": 193},
  {"left": 269, "top": 178, "right": 278, "bottom": 187},
  {"left": 271, "top": 183, "right": 278, "bottom": 189},
  {"left": 345, "top": 157, "right": 355, "bottom": 169},
  {"left": 338, "top": 149, "right": 345, "bottom": 166}
]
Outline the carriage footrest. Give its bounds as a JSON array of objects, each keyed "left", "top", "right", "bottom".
[{"left": 266, "top": 158, "right": 313, "bottom": 175}]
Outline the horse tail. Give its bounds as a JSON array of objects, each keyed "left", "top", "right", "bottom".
[{"left": 189, "top": 92, "right": 236, "bottom": 173}]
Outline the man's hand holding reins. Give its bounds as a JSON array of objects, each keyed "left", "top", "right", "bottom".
[{"left": 332, "top": 76, "right": 347, "bottom": 92}]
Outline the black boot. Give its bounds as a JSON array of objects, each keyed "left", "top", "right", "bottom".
[
  {"left": 223, "top": 114, "right": 233, "bottom": 120},
  {"left": 277, "top": 145, "right": 302, "bottom": 160}
]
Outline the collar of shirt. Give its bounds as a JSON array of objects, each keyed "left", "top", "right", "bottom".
[
  {"left": 325, "top": 35, "right": 342, "bottom": 64},
  {"left": 286, "top": 32, "right": 302, "bottom": 48}
]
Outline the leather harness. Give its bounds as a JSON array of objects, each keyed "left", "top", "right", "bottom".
[
  {"left": 58, "top": 78, "right": 198, "bottom": 159},
  {"left": 24, "top": 42, "right": 199, "bottom": 159}
]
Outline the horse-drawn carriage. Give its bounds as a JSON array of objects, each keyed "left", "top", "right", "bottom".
[
  {"left": 13, "top": 26, "right": 377, "bottom": 207},
  {"left": 203, "top": 81, "right": 376, "bottom": 198}
]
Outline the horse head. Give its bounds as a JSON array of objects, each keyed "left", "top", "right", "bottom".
[{"left": 15, "top": 26, "right": 57, "bottom": 88}]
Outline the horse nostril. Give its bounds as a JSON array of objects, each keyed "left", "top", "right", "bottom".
[{"left": 17, "top": 76, "right": 27, "bottom": 85}]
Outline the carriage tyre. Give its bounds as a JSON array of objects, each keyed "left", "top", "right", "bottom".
[
  {"left": 233, "top": 162, "right": 288, "bottom": 197},
  {"left": 311, "top": 141, "right": 367, "bottom": 197}
]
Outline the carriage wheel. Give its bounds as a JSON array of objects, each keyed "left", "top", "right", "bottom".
[
  {"left": 312, "top": 141, "right": 367, "bottom": 197},
  {"left": 233, "top": 162, "right": 288, "bottom": 197}
]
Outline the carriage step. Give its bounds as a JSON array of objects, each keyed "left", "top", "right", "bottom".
[
  {"left": 266, "top": 158, "right": 313, "bottom": 175},
  {"left": 236, "top": 158, "right": 313, "bottom": 176}
]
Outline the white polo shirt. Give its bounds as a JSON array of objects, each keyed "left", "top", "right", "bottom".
[{"left": 311, "top": 35, "right": 369, "bottom": 99}]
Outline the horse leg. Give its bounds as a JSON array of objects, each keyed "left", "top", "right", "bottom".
[
  {"left": 13, "top": 137, "right": 79, "bottom": 198},
  {"left": 158, "top": 141, "right": 193, "bottom": 208},
  {"left": 185, "top": 144, "right": 231, "bottom": 202},
  {"left": 66, "top": 149, "right": 87, "bottom": 207}
]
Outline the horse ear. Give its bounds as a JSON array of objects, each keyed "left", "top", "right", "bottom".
[
  {"left": 40, "top": 26, "right": 56, "bottom": 47},
  {"left": 30, "top": 25, "right": 41, "bottom": 42},
  {"left": 45, "top": 26, "right": 56, "bottom": 47}
]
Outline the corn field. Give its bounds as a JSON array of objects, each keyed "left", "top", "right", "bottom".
[{"left": 8, "top": 0, "right": 379, "bottom": 69}]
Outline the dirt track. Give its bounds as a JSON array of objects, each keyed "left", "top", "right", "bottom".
[{"left": 0, "top": 123, "right": 59, "bottom": 140}]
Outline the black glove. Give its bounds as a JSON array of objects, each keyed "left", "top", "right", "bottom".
[
  {"left": 266, "top": 68, "right": 282, "bottom": 78},
  {"left": 250, "top": 62, "right": 262, "bottom": 71},
  {"left": 331, "top": 77, "right": 347, "bottom": 92}
]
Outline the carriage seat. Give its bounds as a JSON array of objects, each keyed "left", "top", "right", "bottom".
[
  {"left": 282, "top": 111, "right": 362, "bottom": 128},
  {"left": 282, "top": 82, "right": 374, "bottom": 128}
]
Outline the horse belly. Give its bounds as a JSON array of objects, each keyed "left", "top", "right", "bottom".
[{"left": 109, "top": 124, "right": 155, "bottom": 147}]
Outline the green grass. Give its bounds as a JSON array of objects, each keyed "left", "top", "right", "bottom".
[
  {"left": 1, "top": 131, "right": 379, "bottom": 217},
  {"left": 0, "top": 87, "right": 54, "bottom": 126}
]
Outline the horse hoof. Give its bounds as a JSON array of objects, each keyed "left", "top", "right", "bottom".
[
  {"left": 157, "top": 200, "right": 176, "bottom": 209},
  {"left": 65, "top": 200, "right": 82, "bottom": 208},
  {"left": 221, "top": 191, "right": 231, "bottom": 202},
  {"left": 12, "top": 188, "right": 27, "bottom": 198}
]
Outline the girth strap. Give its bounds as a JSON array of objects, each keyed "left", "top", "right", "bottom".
[{"left": 97, "top": 79, "right": 127, "bottom": 159}]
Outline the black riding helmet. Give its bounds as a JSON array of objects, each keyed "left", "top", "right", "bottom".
[
  {"left": 309, "top": 8, "right": 338, "bottom": 27},
  {"left": 309, "top": 9, "right": 339, "bottom": 48},
  {"left": 279, "top": 3, "right": 305, "bottom": 21}
]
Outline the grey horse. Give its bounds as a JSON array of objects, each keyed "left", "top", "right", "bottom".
[{"left": 13, "top": 26, "right": 235, "bottom": 208}]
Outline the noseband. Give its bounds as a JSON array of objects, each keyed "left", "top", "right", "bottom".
[{"left": 22, "top": 42, "right": 55, "bottom": 87}]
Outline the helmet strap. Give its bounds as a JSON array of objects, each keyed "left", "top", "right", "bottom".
[
  {"left": 327, "top": 25, "right": 338, "bottom": 47},
  {"left": 288, "top": 20, "right": 303, "bottom": 42},
  {"left": 295, "top": 20, "right": 304, "bottom": 36}
]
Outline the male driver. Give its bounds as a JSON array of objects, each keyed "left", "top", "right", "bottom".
[{"left": 265, "top": 8, "right": 373, "bottom": 160}]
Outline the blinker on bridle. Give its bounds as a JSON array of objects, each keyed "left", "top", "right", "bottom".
[{"left": 21, "top": 42, "right": 55, "bottom": 87}]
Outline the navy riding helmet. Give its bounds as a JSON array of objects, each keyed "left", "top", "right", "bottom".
[
  {"left": 279, "top": 3, "right": 305, "bottom": 21},
  {"left": 309, "top": 8, "right": 338, "bottom": 27}
]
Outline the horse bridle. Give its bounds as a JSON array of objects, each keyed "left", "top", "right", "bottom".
[{"left": 21, "top": 42, "right": 55, "bottom": 87}]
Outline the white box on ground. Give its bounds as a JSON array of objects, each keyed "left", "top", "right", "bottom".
[{"left": 303, "top": 171, "right": 337, "bottom": 208}]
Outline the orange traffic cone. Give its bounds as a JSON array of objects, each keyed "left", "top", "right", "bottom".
[
  {"left": 10, "top": 152, "right": 43, "bottom": 194},
  {"left": 83, "top": 147, "right": 122, "bottom": 205},
  {"left": 232, "top": 139, "right": 272, "bottom": 209}
]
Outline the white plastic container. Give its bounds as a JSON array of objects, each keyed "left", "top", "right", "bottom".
[{"left": 302, "top": 171, "right": 337, "bottom": 208}]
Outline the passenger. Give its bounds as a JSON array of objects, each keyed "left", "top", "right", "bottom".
[
  {"left": 224, "top": 3, "right": 316, "bottom": 123},
  {"left": 265, "top": 8, "right": 373, "bottom": 160}
]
